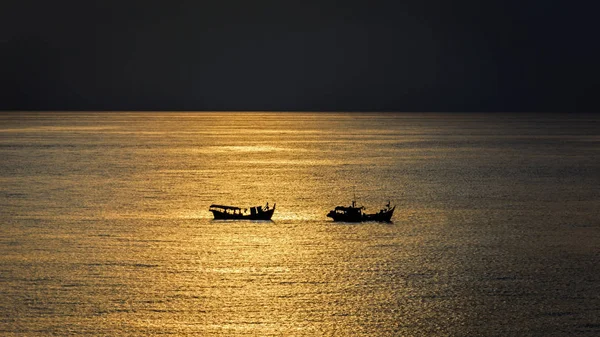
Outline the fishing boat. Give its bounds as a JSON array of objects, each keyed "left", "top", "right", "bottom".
[
  {"left": 327, "top": 200, "right": 395, "bottom": 222},
  {"left": 209, "top": 203, "right": 275, "bottom": 220}
]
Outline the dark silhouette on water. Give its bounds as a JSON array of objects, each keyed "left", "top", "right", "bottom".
[
  {"left": 327, "top": 200, "right": 395, "bottom": 222},
  {"left": 209, "top": 203, "right": 276, "bottom": 220}
]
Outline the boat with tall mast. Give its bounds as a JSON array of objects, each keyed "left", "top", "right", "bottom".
[{"left": 327, "top": 199, "right": 394, "bottom": 222}]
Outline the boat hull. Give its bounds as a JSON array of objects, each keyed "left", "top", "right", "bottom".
[
  {"left": 362, "top": 207, "right": 395, "bottom": 222},
  {"left": 327, "top": 206, "right": 395, "bottom": 223},
  {"left": 326, "top": 211, "right": 363, "bottom": 222},
  {"left": 211, "top": 209, "right": 274, "bottom": 220}
]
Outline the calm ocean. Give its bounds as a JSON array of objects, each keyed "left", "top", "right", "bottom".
[{"left": 1, "top": 112, "right": 599, "bottom": 336}]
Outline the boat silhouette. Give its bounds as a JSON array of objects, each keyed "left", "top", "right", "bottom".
[
  {"left": 327, "top": 200, "right": 395, "bottom": 222},
  {"left": 209, "top": 203, "right": 275, "bottom": 220}
]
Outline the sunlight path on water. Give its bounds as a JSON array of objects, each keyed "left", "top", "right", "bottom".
[{"left": 0, "top": 112, "right": 599, "bottom": 335}]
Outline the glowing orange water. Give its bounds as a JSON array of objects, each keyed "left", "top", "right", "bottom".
[{"left": 1, "top": 112, "right": 599, "bottom": 335}]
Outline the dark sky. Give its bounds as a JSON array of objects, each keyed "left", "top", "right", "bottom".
[{"left": 1, "top": 1, "right": 598, "bottom": 112}]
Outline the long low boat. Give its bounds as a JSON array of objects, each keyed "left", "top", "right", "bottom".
[
  {"left": 209, "top": 203, "right": 275, "bottom": 220},
  {"left": 327, "top": 200, "right": 395, "bottom": 222}
]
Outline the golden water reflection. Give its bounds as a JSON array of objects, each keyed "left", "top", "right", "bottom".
[{"left": 1, "top": 113, "right": 599, "bottom": 335}]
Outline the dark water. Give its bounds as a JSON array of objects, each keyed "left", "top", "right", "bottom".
[{"left": 1, "top": 112, "right": 599, "bottom": 336}]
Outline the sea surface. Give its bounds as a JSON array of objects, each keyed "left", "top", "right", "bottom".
[{"left": 1, "top": 112, "right": 599, "bottom": 336}]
